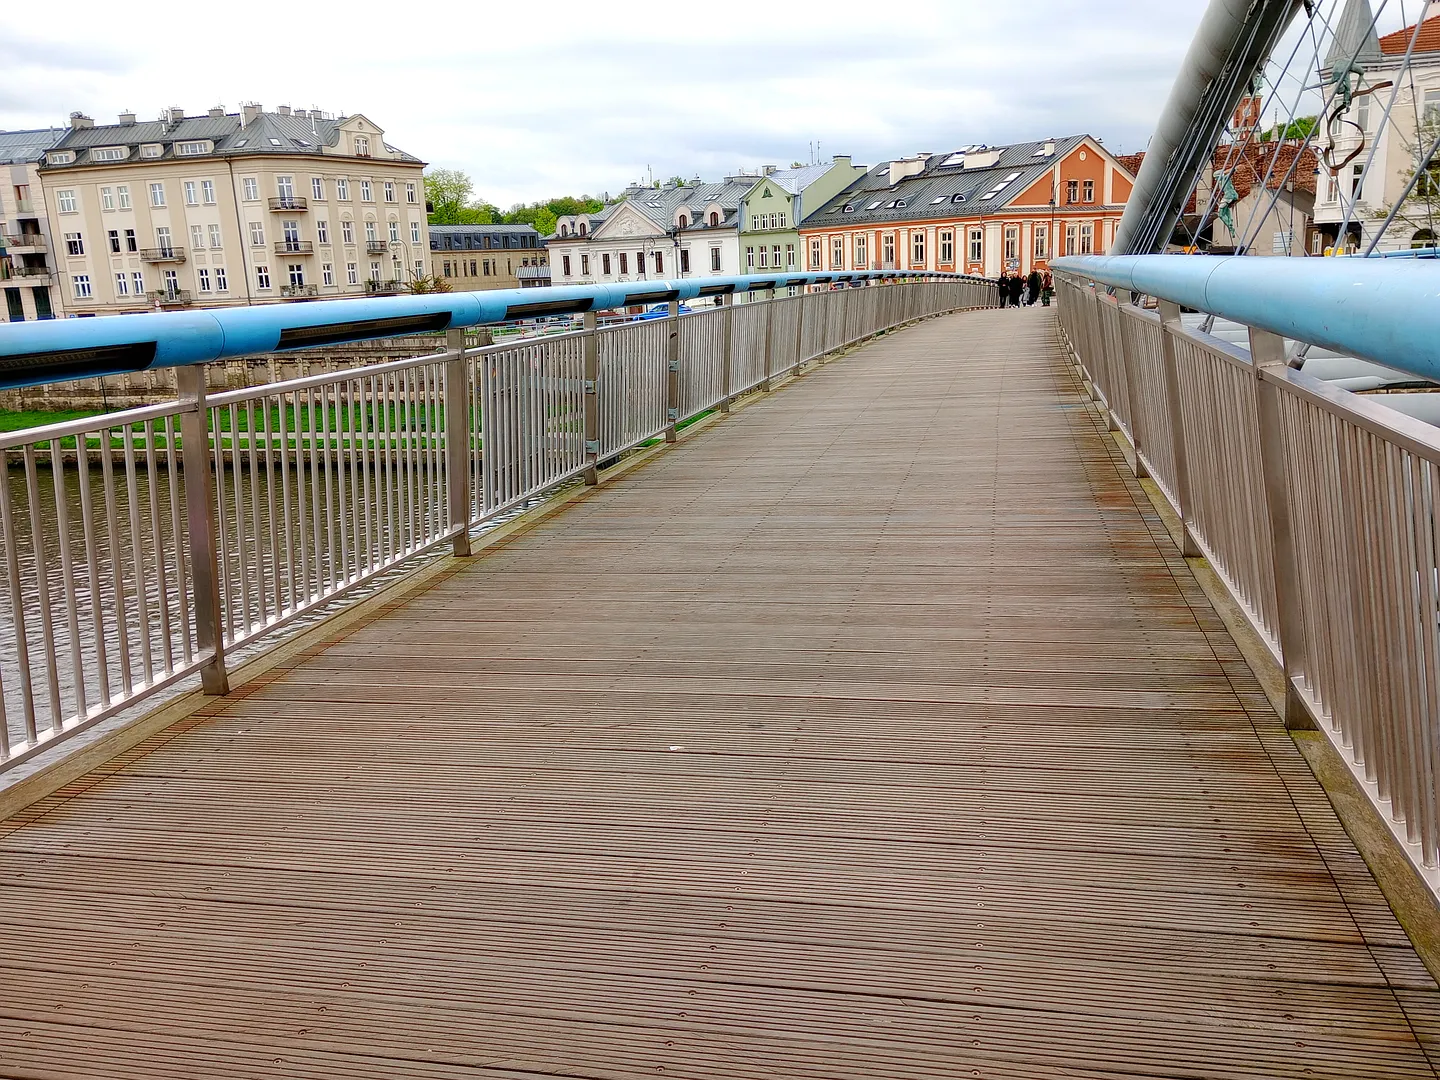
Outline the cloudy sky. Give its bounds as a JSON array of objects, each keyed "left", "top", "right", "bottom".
[{"left": 0, "top": 0, "right": 1417, "bottom": 208}]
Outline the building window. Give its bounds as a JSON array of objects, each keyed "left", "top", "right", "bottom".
[
  {"left": 282, "top": 220, "right": 301, "bottom": 245},
  {"left": 388, "top": 220, "right": 400, "bottom": 243},
  {"left": 785, "top": 244, "right": 794, "bottom": 270},
  {"left": 322, "top": 263, "right": 334, "bottom": 285},
  {"left": 312, "top": 177, "right": 325, "bottom": 200},
  {"left": 912, "top": 231, "right": 926, "bottom": 267},
  {"left": 115, "top": 271, "right": 129, "bottom": 295},
  {"left": 354, "top": 135, "right": 370, "bottom": 157},
  {"left": 714, "top": 247, "right": 724, "bottom": 272},
  {"left": 442, "top": 260, "right": 452, "bottom": 278},
  {"left": 406, "top": 181, "right": 417, "bottom": 204},
  {"left": 202, "top": 179, "right": 216, "bottom": 204},
  {"left": 581, "top": 254, "right": 590, "bottom": 276},
  {"left": 249, "top": 221, "right": 265, "bottom": 246},
  {"left": 360, "top": 180, "right": 373, "bottom": 202},
  {"left": 209, "top": 224, "right": 222, "bottom": 249},
  {"left": 65, "top": 232, "right": 84, "bottom": 256},
  {"left": 562, "top": 255, "right": 572, "bottom": 277},
  {"left": 883, "top": 233, "right": 896, "bottom": 267},
  {"left": 680, "top": 248, "right": 691, "bottom": 273},
  {"left": 256, "top": 265, "right": 271, "bottom": 289},
  {"left": 191, "top": 224, "right": 205, "bottom": 251},
  {"left": 242, "top": 177, "right": 258, "bottom": 201},
  {"left": 347, "top": 262, "right": 358, "bottom": 285},
  {"left": 117, "top": 185, "right": 131, "bottom": 209},
  {"left": 277, "top": 176, "right": 295, "bottom": 200},
  {"left": 653, "top": 251, "right": 663, "bottom": 274},
  {"left": 968, "top": 228, "right": 983, "bottom": 263},
  {"left": 1082, "top": 179, "right": 1095, "bottom": 203},
  {"left": 758, "top": 245, "right": 768, "bottom": 269},
  {"left": 602, "top": 253, "right": 611, "bottom": 275},
  {"left": 101, "top": 187, "right": 115, "bottom": 211},
  {"left": 163, "top": 269, "right": 180, "bottom": 294},
  {"left": 832, "top": 237, "right": 844, "bottom": 269},
  {"left": 57, "top": 189, "right": 77, "bottom": 213},
  {"left": 365, "top": 221, "right": 377, "bottom": 243},
  {"left": 1065, "top": 224, "right": 1077, "bottom": 256},
  {"left": 141, "top": 144, "right": 162, "bottom": 159},
  {"left": 184, "top": 181, "right": 198, "bottom": 206},
  {"left": 148, "top": 183, "right": 166, "bottom": 208},
  {"left": 939, "top": 230, "right": 953, "bottom": 264},
  {"left": 94, "top": 147, "right": 127, "bottom": 162},
  {"left": 410, "top": 221, "right": 420, "bottom": 244},
  {"left": 342, "top": 220, "right": 354, "bottom": 244},
  {"left": 1079, "top": 223, "right": 1093, "bottom": 254},
  {"left": 131, "top": 271, "right": 144, "bottom": 294},
  {"left": 746, "top": 246, "right": 755, "bottom": 270},
  {"left": 176, "top": 141, "right": 208, "bottom": 156},
  {"left": 317, "top": 219, "right": 329, "bottom": 244},
  {"left": 108, "top": 230, "right": 121, "bottom": 254},
  {"left": 370, "top": 261, "right": 381, "bottom": 281},
  {"left": 578, "top": 222, "right": 587, "bottom": 236},
  {"left": 678, "top": 214, "right": 688, "bottom": 228},
  {"left": 288, "top": 264, "right": 305, "bottom": 287},
  {"left": 778, "top": 212, "right": 787, "bottom": 229},
  {"left": 1004, "top": 227, "right": 1018, "bottom": 262},
  {"left": 1034, "top": 225, "right": 1048, "bottom": 259},
  {"left": 125, "top": 229, "right": 137, "bottom": 252},
  {"left": 383, "top": 181, "right": 395, "bottom": 203},
  {"left": 854, "top": 235, "right": 868, "bottom": 268},
  {"left": 809, "top": 237, "right": 822, "bottom": 270},
  {"left": 337, "top": 179, "right": 350, "bottom": 201},
  {"left": 72, "top": 274, "right": 91, "bottom": 298},
  {"left": 619, "top": 252, "right": 628, "bottom": 275},
  {"left": 198, "top": 268, "right": 212, "bottom": 293},
  {"left": 1066, "top": 180, "right": 1078, "bottom": 204},
  {"left": 215, "top": 266, "right": 228, "bottom": 291},
  {"left": 155, "top": 227, "right": 174, "bottom": 255},
  {"left": 709, "top": 212, "right": 719, "bottom": 227}
]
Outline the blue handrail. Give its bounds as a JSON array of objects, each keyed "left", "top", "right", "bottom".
[
  {"left": 0, "top": 271, "right": 974, "bottom": 390},
  {"left": 1052, "top": 254, "right": 1440, "bottom": 384}
]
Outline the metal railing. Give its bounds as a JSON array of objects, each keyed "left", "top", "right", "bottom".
[
  {"left": 3, "top": 235, "right": 46, "bottom": 251},
  {"left": 274, "top": 241, "right": 314, "bottom": 255},
  {"left": 0, "top": 278, "right": 993, "bottom": 768},
  {"left": 268, "top": 196, "right": 309, "bottom": 212},
  {"left": 1055, "top": 263, "right": 1440, "bottom": 892},
  {"left": 139, "top": 247, "right": 186, "bottom": 263}
]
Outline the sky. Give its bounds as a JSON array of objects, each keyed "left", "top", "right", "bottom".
[{"left": 0, "top": 0, "right": 1420, "bottom": 209}]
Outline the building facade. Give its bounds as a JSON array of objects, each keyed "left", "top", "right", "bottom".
[
  {"left": 1, "top": 128, "right": 67, "bottom": 321},
  {"left": 547, "top": 177, "right": 753, "bottom": 286},
  {"left": 737, "top": 157, "right": 868, "bottom": 274},
  {"left": 1180, "top": 138, "right": 1320, "bottom": 255},
  {"left": 797, "top": 136, "right": 1134, "bottom": 279},
  {"left": 428, "top": 223, "right": 547, "bottom": 290},
  {"left": 35, "top": 104, "right": 428, "bottom": 315},
  {"left": 1313, "top": 0, "right": 1440, "bottom": 252}
]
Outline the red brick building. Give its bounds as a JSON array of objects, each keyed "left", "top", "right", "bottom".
[{"left": 796, "top": 135, "right": 1135, "bottom": 278}]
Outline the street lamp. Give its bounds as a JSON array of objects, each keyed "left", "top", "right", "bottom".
[{"left": 387, "top": 238, "right": 419, "bottom": 285}]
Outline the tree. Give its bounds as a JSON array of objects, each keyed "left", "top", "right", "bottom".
[
  {"left": 424, "top": 168, "right": 498, "bottom": 225},
  {"left": 1259, "top": 116, "right": 1318, "bottom": 143},
  {"left": 407, "top": 275, "right": 452, "bottom": 294},
  {"left": 666, "top": 175, "right": 687, "bottom": 187},
  {"left": 1371, "top": 110, "right": 1440, "bottom": 249}
]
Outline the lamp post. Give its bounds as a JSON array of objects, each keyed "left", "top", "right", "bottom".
[{"left": 388, "top": 238, "right": 418, "bottom": 287}]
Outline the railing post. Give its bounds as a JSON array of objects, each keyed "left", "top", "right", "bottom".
[
  {"left": 1158, "top": 300, "right": 1200, "bottom": 558},
  {"left": 1087, "top": 288, "right": 1116, "bottom": 430},
  {"left": 793, "top": 290, "right": 806, "bottom": 373},
  {"left": 664, "top": 299, "right": 680, "bottom": 444},
  {"left": 1115, "top": 290, "right": 1148, "bottom": 479},
  {"left": 1249, "top": 326, "right": 1317, "bottom": 731},
  {"left": 760, "top": 294, "right": 774, "bottom": 392},
  {"left": 719, "top": 294, "right": 733, "bottom": 415},
  {"left": 583, "top": 310, "right": 600, "bottom": 483},
  {"left": 175, "top": 365, "right": 228, "bottom": 696},
  {"left": 444, "top": 328, "right": 473, "bottom": 557}
]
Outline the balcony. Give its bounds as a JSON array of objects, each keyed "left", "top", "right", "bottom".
[
  {"left": 150, "top": 289, "right": 193, "bottom": 307},
  {"left": 140, "top": 247, "right": 186, "bottom": 263},
  {"left": 280, "top": 283, "right": 319, "bottom": 298},
  {"left": 3, "top": 234, "right": 46, "bottom": 253},
  {"left": 268, "top": 196, "right": 309, "bottom": 212},
  {"left": 364, "top": 240, "right": 391, "bottom": 255},
  {"left": 274, "top": 240, "right": 314, "bottom": 255},
  {"left": 5, "top": 266, "right": 52, "bottom": 283},
  {"left": 364, "top": 279, "right": 405, "bottom": 296}
]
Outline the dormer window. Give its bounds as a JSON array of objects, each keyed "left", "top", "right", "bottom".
[
  {"left": 709, "top": 212, "right": 719, "bottom": 226},
  {"left": 678, "top": 214, "right": 688, "bottom": 228},
  {"left": 842, "top": 204, "right": 855, "bottom": 213},
  {"left": 140, "top": 144, "right": 163, "bottom": 158},
  {"left": 560, "top": 224, "right": 569, "bottom": 237},
  {"left": 175, "top": 141, "right": 210, "bottom": 156},
  {"left": 579, "top": 222, "right": 587, "bottom": 236},
  {"left": 91, "top": 147, "right": 128, "bottom": 162},
  {"left": 354, "top": 135, "right": 371, "bottom": 157},
  {"left": 46, "top": 151, "right": 74, "bottom": 165}
]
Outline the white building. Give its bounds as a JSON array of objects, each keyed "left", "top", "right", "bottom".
[
  {"left": 548, "top": 177, "right": 754, "bottom": 285},
  {"left": 1313, "top": 1, "right": 1440, "bottom": 252},
  {"left": 1, "top": 127, "right": 67, "bottom": 321}
]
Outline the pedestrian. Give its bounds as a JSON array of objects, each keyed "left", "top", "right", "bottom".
[
  {"left": 1007, "top": 274, "right": 1023, "bottom": 308},
  {"left": 1041, "top": 270, "right": 1054, "bottom": 307},
  {"left": 1027, "top": 269, "right": 1042, "bottom": 306},
  {"left": 996, "top": 275, "right": 1008, "bottom": 308}
]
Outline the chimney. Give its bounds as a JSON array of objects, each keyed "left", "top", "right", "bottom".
[
  {"left": 241, "top": 102, "right": 261, "bottom": 126},
  {"left": 1043, "top": 140, "right": 1056, "bottom": 157},
  {"left": 68, "top": 111, "right": 94, "bottom": 130},
  {"left": 117, "top": 111, "right": 136, "bottom": 126},
  {"left": 167, "top": 106, "right": 184, "bottom": 124},
  {"left": 277, "top": 104, "right": 291, "bottom": 117},
  {"left": 208, "top": 105, "right": 225, "bottom": 119},
  {"left": 763, "top": 164, "right": 777, "bottom": 176},
  {"left": 887, "top": 156, "right": 927, "bottom": 186},
  {"left": 832, "top": 155, "right": 852, "bottom": 167}
]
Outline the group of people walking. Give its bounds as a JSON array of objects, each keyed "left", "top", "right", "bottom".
[{"left": 996, "top": 270, "right": 1052, "bottom": 308}]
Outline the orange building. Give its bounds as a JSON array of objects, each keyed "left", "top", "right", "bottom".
[{"left": 796, "top": 135, "right": 1135, "bottom": 278}]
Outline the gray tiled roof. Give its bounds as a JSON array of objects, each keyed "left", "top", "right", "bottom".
[
  {"left": 0, "top": 127, "right": 67, "bottom": 165},
  {"left": 429, "top": 223, "right": 540, "bottom": 234},
  {"left": 802, "top": 136, "right": 1090, "bottom": 227},
  {"left": 765, "top": 163, "right": 834, "bottom": 195},
  {"left": 40, "top": 110, "right": 422, "bottom": 169},
  {"left": 622, "top": 177, "right": 754, "bottom": 231}
]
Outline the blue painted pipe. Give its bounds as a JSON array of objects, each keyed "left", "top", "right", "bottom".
[
  {"left": 0, "top": 270, "right": 975, "bottom": 390},
  {"left": 1053, "top": 255, "right": 1440, "bottom": 384}
]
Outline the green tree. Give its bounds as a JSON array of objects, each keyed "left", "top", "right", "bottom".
[
  {"left": 1260, "top": 115, "right": 1318, "bottom": 143},
  {"left": 424, "top": 168, "right": 498, "bottom": 225}
]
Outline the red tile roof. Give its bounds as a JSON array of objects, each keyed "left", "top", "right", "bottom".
[
  {"left": 1379, "top": 14, "right": 1440, "bottom": 55},
  {"left": 1115, "top": 152, "right": 1145, "bottom": 176}
]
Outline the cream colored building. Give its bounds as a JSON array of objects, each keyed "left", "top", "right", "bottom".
[
  {"left": 36, "top": 104, "right": 428, "bottom": 315},
  {"left": 1, "top": 128, "right": 66, "bottom": 322}
]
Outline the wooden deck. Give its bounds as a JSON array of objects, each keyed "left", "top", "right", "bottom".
[{"left": 0, "top": 307, "right": 1437, "bottom": 1078}]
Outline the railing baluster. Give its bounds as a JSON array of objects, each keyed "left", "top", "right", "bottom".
[
  {"left": 176, "top": 366, "right": 228, "bottom": 695},
  {"left": 445, "top": 328, "right": 474, "bottom": 555}
]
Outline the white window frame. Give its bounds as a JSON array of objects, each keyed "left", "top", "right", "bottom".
[
  {"left": 255, "top": 265, "right": 271, "bottom": 289},
  {"left": 317, "top": 220, "right": 329, "bottom": 244},
  {"left": 337, "top": 178, "right": 350, "bottom": 201},
  {"left": 101, "top": 187, "right": 115, "bottom": 211},
  {"left": 64, "top": 232, "right": 84, "bottom": 256},
  {"left": 215, "top": 266, "right": 228, "bottom": 291},
  {"left": 115, "top": 271, "right": 129, "bottom": 296},
  {"left": 383, "top": 181, "right": 395, "bottom": 203},
  {"left": 406, "top": 181, "right": 417, "bottom": 204},
  {"left": 197, "top": 267, "right": 212, "bottom": 293},
  {"left": 312, "top": 177, "right": 325, "bottom": 200},
  {"left": 72, "top": 274, "right": 92, "bottom": 298},
  {"left": 411, "top": 221, "right": 420, "bottom": 244},
  {"left": 209, "top": 224, "right": 223, "bottom": 249},
  {"left": 322, "top": 262, "right": 334, "bottom": 286},
  {"left": 249, "top": 222, "right": 265, "bottom": 247},
  {"left": 117, "top": 185, "right": 131, "bottom": 210},
  {"left": 342, "top": 220, "right": 354, "bottom": 244},
  {"left": 149, "top": 183, "right": 166, "bottom": 208},
  {"left": 57, "top": 189, "right": 77, "bottom": 213},
  {"left": 360, "top": 180, "right": 373, "bottom": 202},
  {"left": 347, "top": 262, "right": 359, "bottom": 285},
  {"left": 242, "top": 177, "right": 259, "bottom": 201},
  {"left": 968, "top": 228, "right": 983, "bottom": 263},
  {"left": 202, "top": 179, "right": 216, "bottom": 205},
  {"left": 184, "top": 181, "right": 198, "bottom": 206}
]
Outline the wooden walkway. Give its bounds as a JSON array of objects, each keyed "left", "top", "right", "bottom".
[{"left": 0, "top": 308, "right": 1437, "bottom": 1078}]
